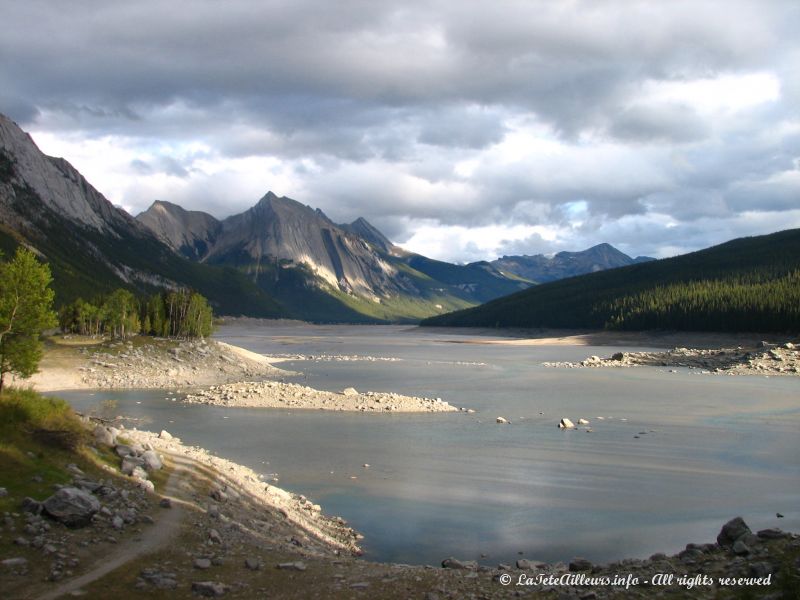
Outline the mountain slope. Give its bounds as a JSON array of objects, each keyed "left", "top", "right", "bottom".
[
  {"left": 422, "top": 229, "right": 800, "bottom": 332},
  {"left": 0, "top": 114, "right": 283, "bottom": 317},
  {"left": 135, "top": 200, "right": 222, "bottom": 260},
  {"left": 137, "top": 194, "right": 529, "bottom": 322},
  {"left": 491, "top": 243, "right": 654, "bottom": 283}
]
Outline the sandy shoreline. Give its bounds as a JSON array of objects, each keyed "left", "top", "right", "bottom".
[{"left": 428, "top": 326, "right": 796, "bottom": 349}]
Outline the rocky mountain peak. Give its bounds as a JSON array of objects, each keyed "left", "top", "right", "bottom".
[{"left": 0, "top": 113, "right": 136, "bottom": 234}]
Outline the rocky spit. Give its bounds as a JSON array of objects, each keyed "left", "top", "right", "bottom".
[
  {"left": 184, "top": 381, "right": 458, "bottom": 413},
  {"left": 119, "top": 428, "right": 362, "bottom": 556},
  {"left": 544, "top": 340, "right": 800, "bottom": 376},
  {"left": 76, "top": 338, "right": 286, "bottom": 389}
]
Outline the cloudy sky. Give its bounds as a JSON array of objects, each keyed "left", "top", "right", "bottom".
[{"left": 2, "top": 1, "right": 799, "bottom": 262}]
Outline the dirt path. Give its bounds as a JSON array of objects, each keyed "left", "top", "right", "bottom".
[{"left": 36, "top": 454, "right": 191, "bottom": 600}]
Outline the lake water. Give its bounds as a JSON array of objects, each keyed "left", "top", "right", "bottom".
[{"left": 55, "top": 323, "right": 800, "bottom": 566}]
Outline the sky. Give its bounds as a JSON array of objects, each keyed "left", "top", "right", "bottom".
[{"left": 1, "top": 0, "right": 799, "bottom": 263}]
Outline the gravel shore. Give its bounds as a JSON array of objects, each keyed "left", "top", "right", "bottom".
[
  {"left": 544, "top": 340, "right": 800, "bottom": 376},
  {"left": 184, "top": 381, "right": 458, "bottom": 412}
]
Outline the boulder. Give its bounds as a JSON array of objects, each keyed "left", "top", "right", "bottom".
[
  {"left": 115, "top": 444, "right": 136, "bottom": 458},
  {"left": 141, "top": 450, "right": 163, "bottom": 471},
  {"left": 516, "top": 559, "right": 535, "bottom": 570},
  {"left": 578, "top": 418, "right": 590, "bottom": 425},
  {"left": 93, "top": 425, "right": 115, "bottom": 447},
  {"left": 732, "top": 540, "right": 750, "bottom": 555},
  {"left": 0, "top": 487, "right": 7, "bottom": 497},
  {"left": 757, "top": 528, "right": 788, "bottom": 540},
  {"left": 441, "top": 557, "right": 478, "bottom": 570},
  {"left": 131, "top": 466, "right": 149, "bottom": 481},
  {"left": 569, "top": 558, "right": 593, "bottom": 572},
  {"left": 717, "top": 516, "right": 752, "bottom": 547},
  {"left": 496, "top": 417, "right": 509, "bottom": 424},
  {"left": 244, "top": 558, "right": 261, "bottom": 570},
  {"left": 121, "top": 456, "right": 145, "bottom": 476},
  {"left": 276, "top": 561, "right": 307, "bottom": 571},
  {"left": 20, "top": 497, "right": 43, "bottom": 515},
  {"left": 42, "top": 487, "right": 100, "bottom": 528},
  {"left": 158, "top": 430, "right": 173, "bottom": 441},
  {"left": 194, "top": 558, "right": 212, "bottom": 570},
  {"left": 342, "top": 387, "right": 358, "bottom": 397},
  {"left": 558, "top": 418, "right": 576, "bottom": 429}
]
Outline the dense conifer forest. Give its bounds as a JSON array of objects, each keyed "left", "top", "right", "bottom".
[{"left": 422, "top": 229, "right": 800, "bottom": 333}]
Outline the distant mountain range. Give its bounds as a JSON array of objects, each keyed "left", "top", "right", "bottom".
[
  {"left": 3, "top": 112, "right": 723, "bottom": 325},
  {"left": 491, "top": 244, "right": 654, "bottom": 284},
  {"left": 423, "top": 229, "right": 800, "bottom": 332},
  {"left": 0, "top": 113, "right": 527, "bottom": 322}
]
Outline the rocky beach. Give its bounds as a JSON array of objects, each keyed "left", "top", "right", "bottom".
[
  {"left": 184, "top": 381, "right": 458, "bottom": 412},
  {"left": 544, "top": 340, "right": 800, "bottom": 376}
]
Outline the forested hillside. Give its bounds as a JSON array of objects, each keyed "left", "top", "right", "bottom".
[{"left": 422, "top": 229, "right": 800, "bottom": 332}]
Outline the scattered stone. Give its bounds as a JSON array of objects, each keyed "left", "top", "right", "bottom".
[
  {"left": 93, "top": 425, "right": 115, "bottom": 447},
  {"left": 2, "top": 557, "right": 28, "bottom": 569},
  {"left": 496, "top": 416, "right": 509, "bottom": 424},
  {"left": 111, "top": 516, "right": 124, "bottom": 530},
  {"left": 139, "top": 569, "right": 178, "bottom": 590},
  {"left": 20, "top": 497, "right": 43, "bottom": 514},
  {"left": 516, "top": 559, "right": 535, "bottom": 570},
  {"left": 194, "top": 558, "right": 212, "bottom": 570},
  {"left": 732, "top": 540, "right": 751, "bottom": 555},
  {"left": 159, "top": 498, "right": 173, "bottom": 509},
  {"left": 578, "top": 418, "right": 590, "bottom": 425},
  {"left": 441, "top": 557, "right": 478, "bottom": 570},
  {"left": 244, "top": 557, "right": 261, "bottom": 570},
  {"left": 191, "top": 581, "right": 230, "bottom": 597},
  {"left": 569, "top": 558, "right": 593, "bottom": 572},
  {"left": 141, "top": 450, "right": 163, "bottom": 471},
  {"left": 42, "top": 487, "right": 100, "bottom": 528},
  {"left": 0, "top": 487, "right": 7, "bottom": 497},
  {"left": 277, "top": 561, "right": 307, "bottom": 571},
  {"left": 114, "top": 445, "right": 135, "bottom": 457},
  {"left": 158, "top": 430, "right": 173, "bottom": 440},
  {"left": 558, "top": 418, "right": 576, "bottom": 429},
  {"left": 208, "top": 529, "right": 223, "bottom": 544},
  {"left": 757, "top": 528, "right": 788, "bottom": 540}
]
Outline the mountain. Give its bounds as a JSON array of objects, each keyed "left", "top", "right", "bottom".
[
  {"left": 135, "top": 200, "right": 222, "bottom": 261},
  {"left": 422, "top": 229, "right": 800, "bottom": 332},
  {"left": 0, "top": 113, "right": 283, "bottom": 317},
  {"left": 491, "top": 243, "right": 654, "bottom": 283},
  {"left": 137, "top": 194, "right": 530, "bottom": 322}
]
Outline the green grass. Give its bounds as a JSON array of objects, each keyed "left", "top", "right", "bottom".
[{"left": 0, "top": 388, "right": 87, "bottom": 511}]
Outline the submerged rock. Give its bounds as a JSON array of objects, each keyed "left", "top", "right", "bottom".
[{"left": 558, "top": 418, "right": 576, "bottom": 429}]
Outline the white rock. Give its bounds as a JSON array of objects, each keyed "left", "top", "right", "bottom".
[
  {"left": 496, "top": 416, "right": 509, "bottom": 424},
  {"left": 558, "top": 418, "right": 576, "bottom": 429}
]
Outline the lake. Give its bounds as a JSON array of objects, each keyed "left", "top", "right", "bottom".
[{"left": 55, "top": 323, "right": 800, "bottom": 566}]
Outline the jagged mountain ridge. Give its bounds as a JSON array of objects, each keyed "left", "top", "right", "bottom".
[
  {"left": 137, "top": 194, "right": 530, "bottom": 320},
  {"left": 0, "top": 113, "right": 283, "bottom": 317},
  {"left": 492, "top": 243, "right": 654, "bottom": 283}
]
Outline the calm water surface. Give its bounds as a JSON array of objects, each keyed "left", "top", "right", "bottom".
[{"left": 56, "top": 324, "right": 800, "bottom": 566}]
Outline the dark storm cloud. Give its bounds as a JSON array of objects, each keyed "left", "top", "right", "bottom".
[{"left": 1, "top": 0, "right": 799, "bottom": 259}]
